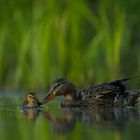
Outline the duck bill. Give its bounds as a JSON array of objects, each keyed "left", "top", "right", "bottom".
[{"left": 41, "top": 92, "right": 56, "bottom": 105}]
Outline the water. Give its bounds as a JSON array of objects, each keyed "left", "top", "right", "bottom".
[{"left": 0, "top": 92, "right": 140, "bottom": 140}]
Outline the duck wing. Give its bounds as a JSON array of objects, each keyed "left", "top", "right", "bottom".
[
  {"left": 77, "top": 77, "right": 137, "bottom": 102},
  {"left": 77, "top": 83, "right": 121, "bottom": 101}
]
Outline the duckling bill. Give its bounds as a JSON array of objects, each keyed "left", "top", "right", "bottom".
[
  {"left": 41, "top": 77, "right": 139, "bottom": 107},
  {"left": 23, "top": 92, "right": 41, "bottom": 108}
]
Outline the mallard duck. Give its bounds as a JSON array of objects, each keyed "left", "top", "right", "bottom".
[
  {"left": 23, "top": 92, "right": 41, "bottom": 108},
  {"left": 41, "top": 77, "right": 139, "bottom": 107}
]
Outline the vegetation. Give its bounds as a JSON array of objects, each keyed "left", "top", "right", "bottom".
[{"left": 0, "top": 0, "right": 140, "bottom": 90}]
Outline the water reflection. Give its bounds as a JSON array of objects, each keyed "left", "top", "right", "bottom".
[
  {"left": 23, "top": 109, "right": 40, "bottom": 121},
  {"left": 23, "top": 107, "right": 140, "bottom": 133},
  {"left": 42, "top": 110, "right": 76, "bottom": 133}
]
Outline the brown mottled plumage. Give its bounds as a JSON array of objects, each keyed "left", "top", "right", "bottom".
[{"left": 41, "top": 77, "right": 139, "bottom": 108}]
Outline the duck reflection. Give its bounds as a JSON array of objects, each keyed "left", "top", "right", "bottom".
[
  {"left": 41, "top": 109, "right": 76, "bottom": 133},
  {"left": 23, "top": 107, "right": 140, "bottom": 133}
]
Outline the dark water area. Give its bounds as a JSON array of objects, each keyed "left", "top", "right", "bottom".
[{"left": 0, "top": 92, "right": 140, "bottom": 140}]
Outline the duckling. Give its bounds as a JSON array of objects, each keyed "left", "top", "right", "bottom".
[{"left": 23, "top": 92, "right": 41, "bottom": 108}]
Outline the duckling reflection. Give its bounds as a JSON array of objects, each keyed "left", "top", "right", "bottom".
[
  {"left": 23, "top": 107, "right": 140, "bottom": 133},
  {"left": 23, "top": 109, "right": 40, "bottom": 121}
]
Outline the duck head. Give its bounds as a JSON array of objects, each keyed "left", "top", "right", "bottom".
[{"left": 41, "top": 78, "right": 77, "bottom": 104}]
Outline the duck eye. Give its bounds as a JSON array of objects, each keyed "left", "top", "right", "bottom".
[
  {"left": 57, "top": 84, "right": 60, "bottom": 86},
  {"left": 55, "top": 83, "right": 60, "bottom": 87},
  {"left": 53, "top": 83, "right": 60, "bottom": 89}
]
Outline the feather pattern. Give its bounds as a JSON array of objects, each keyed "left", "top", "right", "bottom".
[{"left": 41, "top": 76, "right": 139, "bottom": 108}]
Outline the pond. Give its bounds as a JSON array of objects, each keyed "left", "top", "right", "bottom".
[{"left": 0, "top": 91, "right": 140, "bottom": 140}]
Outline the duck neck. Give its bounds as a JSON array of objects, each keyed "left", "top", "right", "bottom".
[{"left": 64, "top": 92, "right": 77, "bottom": 102}]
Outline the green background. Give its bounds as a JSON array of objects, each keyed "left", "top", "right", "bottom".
[{"left": 0, "top": 0, "right": 140, "bottom": 90}]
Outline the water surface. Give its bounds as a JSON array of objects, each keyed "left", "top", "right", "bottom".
[{"left": 0, "top": 92, "right": 140, "bottom": 140}]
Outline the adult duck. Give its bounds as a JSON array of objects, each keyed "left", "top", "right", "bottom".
[{"left": 41, "top": 77, "right": 139, "bottom": 108}]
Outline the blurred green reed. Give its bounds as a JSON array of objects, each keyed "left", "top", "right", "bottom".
[{"left": 0, "top": 0, "right": 139, "bottom": 89}]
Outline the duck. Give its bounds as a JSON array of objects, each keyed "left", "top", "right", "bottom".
[
  {"left": 23, "top": 92, "right": 41, "bottom": 108},
  {"left": 41, "top": 77, "right": 140, "bottom": 108}
]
